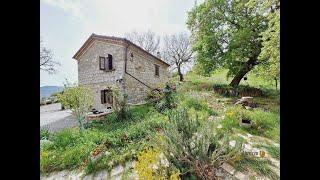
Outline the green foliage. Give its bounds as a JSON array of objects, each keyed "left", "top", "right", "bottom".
[
  {"left": 223, "top": 106, "right": 280, "bottom": 141},
  {"left": 255, "top": 143, "right": 280, "bottom": 160},
  {"left": 134, "top": 147, "right": 179, "bottom": 179},
  {"left": 40, "top": 105, "right": 168, "bottom": 174},
  {"left": 149, "top": 83, "right": 176, "bottom": 113},
  {"left": 233, "top": 157, "right": 279, "bottom": 180},
  {"left": 113, "top": 89, "right": 132, "bottom": 121},
  {"left": 187, "top": 0, "right": 267, "bottom": 76},
  {"left": 187, "top": 0, "right": 279, "bottom": 87},
  {"left": 57, "top": 85, "right": 94, "bottom": 133},
  {"left": 40, "top": 129, "right": 50, "bottom": 140},
  {"left": 250, "top": 0, "right": 280, "bottom": 80},
  {"left": 157, "top": 108, "right": 241, "bottom": 179}
]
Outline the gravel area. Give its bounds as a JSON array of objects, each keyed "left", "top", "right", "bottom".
[{"left": 40, "top": 103, "right": 77, "bottom": 133}]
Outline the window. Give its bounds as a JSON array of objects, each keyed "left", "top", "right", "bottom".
[
  {"left": 101, "top": 89, "right": 113, "bottom": 104},
  {"left": 99, "top": 54, "right": 113, "bottom": 71},
  {"left": 99, "top": 57, "right": 105, "bottom": 70},
  {"left": 155, "top": 64, "right": 159, "bottom": 76},
  {"left": 130, "top": 52, "right": 134, "bottom": 61}
]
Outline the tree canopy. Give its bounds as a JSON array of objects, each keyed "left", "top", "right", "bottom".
[{"left": 187, "top": 0, "right": 279, "bottom": 87}]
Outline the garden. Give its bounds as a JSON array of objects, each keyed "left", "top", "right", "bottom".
[
  {"left": 40, "top": 68, "right": 280, "bottom": 179},
  {"left": 40, "top": 0, "right": 280, "bottom": 179}
]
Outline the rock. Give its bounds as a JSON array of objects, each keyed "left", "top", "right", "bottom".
[
  {"left": 243, "top": 143, "right": 252, "bottom": 151},
  {"left": 235, "top": 97, "right": 254, "bottom": 107},
  {"left": 125, "top": 161, "right": 135, "bottom": 170},
  {"left": 208, "top": 115, "right": 216, "bottom": 121},
  {"left": 220, "top": 163, "right": 236, "bottom": 175},
  {"left": 111, "top": 165, "right": 124, "bottom": 177},
  {"left": 268, "top": 157, "right": 280, "bottom": 168},
  {"left": 255, "top": 176, "right": 271, "bottom": 180},
  {"left": 246, "top": 133, "right": 253, "bottom": 138},
  {"left": 111, "top": 174, "right": 122, "bottom": 180},
  {"left": 245, "top": 106, "right": 252, "bottom": 110},
  {"left": 217, "top": 124, "right": 222, "bottom": 129},
  {"left": 215, "top": 169, "right": 225, "bottom": 177},
  {"left": 234, "top": 171, "right": 248, "bottom": 180},
  {"left": 229, "top": 140, "right": 236, "bottom": 148},
  {"left": 68, "top": 170, "right": 84, "bottom": 180},
  {"left": 237, "top": 133, "right": 249, "bottom": 140},
  {"left": 83, "top": 174, "right": 93, "bottom": 180},
  {"left": 105, "top": 151, "right": 111, "bottom": 156},
  {"left": 40, "top": 139, "right": 52, "bottom": 148},
  {"left": 93, "top": 170, "right": 108, "bottom": 180}
]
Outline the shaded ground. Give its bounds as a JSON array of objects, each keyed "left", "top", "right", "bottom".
[{"left": 40, "top": 103, "right": 77, "bottom": 133}]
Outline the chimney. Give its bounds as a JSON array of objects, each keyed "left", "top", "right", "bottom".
[{"left": 156, "top": 52, "right": 161, "bottom": 59}]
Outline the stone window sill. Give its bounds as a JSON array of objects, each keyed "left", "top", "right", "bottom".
[{"left": 104, "top": 68, "right": 115, "bottom": 72}]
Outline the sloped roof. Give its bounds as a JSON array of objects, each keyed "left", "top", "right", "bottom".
[{"left": 72, "top": 33, "right": 170, "bottom": 66}]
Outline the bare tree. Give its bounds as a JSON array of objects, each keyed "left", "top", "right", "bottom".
[
  {"left": 163, "top": 33, "right": 193, "bottom": 81},
  {"left": 124, "top": 30, "right": 160, "bottom": 55},
  {"left": 40, "top": 38, "right": 60, "bottom": 74}
]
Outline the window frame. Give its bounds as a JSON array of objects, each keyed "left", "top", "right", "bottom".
[
  {"left": 99, "top": 56, "right": 106, "bottom": 70},
  {"left": 101, "top": 89, "right": 113, "bottom": 104},
  {"left": 154, "top": 64, "right": 160, "bottom": 77}
]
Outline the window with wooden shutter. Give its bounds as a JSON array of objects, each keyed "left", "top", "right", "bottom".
[
  {"left": 101, "top": 90, "right": 106, "bottom": 104},
  {"left": 155, "top": 64, "right": 159, "bottom": 76},
  {"left": 106, "top": 90, "right": 113, "bottom": 104},
  {"left": 107, "top": 54, "right": 113, "bottom": 70},
  {"left": 101, "top": 89, "right": 113, "bottom": 104},
  {"left": 99, "top": 57, "right": 105, "bottom": 70}
]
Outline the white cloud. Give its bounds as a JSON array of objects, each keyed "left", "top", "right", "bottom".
[{"left": 41, "top": 0, "right": 84, "bottom": 20}]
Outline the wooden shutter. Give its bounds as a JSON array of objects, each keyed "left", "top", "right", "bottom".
[
  {"left": 155, "top": 65, "right": 159, "bottom": 76},
  {"left": 109, "top": 91, "right": 113, "bottom": 104},
  {"left": 101, "top": 90, "right": 106, "bottom": 104},
  {"left": 108, "top": 54, "right": 113, "bottom": 70},
  {"left": 99, "top": 57, "right": 105, "bottom": 70}
]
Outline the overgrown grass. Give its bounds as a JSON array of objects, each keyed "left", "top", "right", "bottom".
[
  {"left": 233, "top": 157, "right": 279, "bottom": 180},
  {"left": 41, "top": 69, "right": 280, "bottom": 178},
  {"left": 255, "top": 143, "right": 280, "bottom": 160},
  {"left": 222, "top": 106, "right": 280, "bottom": 142},
  {"left": 40, "top": 105, "right": 167, "bottom": 174},
  {"left": 40, "top": 129, "right": 50, "bottom": 140}
]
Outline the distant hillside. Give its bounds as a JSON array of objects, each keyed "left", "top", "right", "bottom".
[{"left": 40, "top": 86, "right": 64, "bottom": 98}]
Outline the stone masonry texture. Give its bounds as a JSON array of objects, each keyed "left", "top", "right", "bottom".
[{"left": 77, "top": 37, "right": 169, "bottom": 111}]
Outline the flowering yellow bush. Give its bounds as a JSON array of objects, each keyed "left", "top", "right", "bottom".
[{"left": 134, "top": 147, "right": 180, "bottom": 180}]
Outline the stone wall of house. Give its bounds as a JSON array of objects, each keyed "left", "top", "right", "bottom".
[
  {"left": 77, "top": 38, "right": 170, "bottom": 108},
  {"left": 124, "top": 45, "right": 170, "bottom": 104},
  {"left": 77, "top": 40, "right": 126, "bottom": 111}
]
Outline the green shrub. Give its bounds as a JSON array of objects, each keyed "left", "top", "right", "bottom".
[
  {"left": 149, "top": 83, "right": 176, "bottom": 113},
  {"left": 157, "top": 108, "right": 242, "bottom": 179},
  {"left": 113, "top": 91, "right": 132, "bottom": 121},
  {"left": 40, "top": 129, "right": 50, "bottom": 140}
]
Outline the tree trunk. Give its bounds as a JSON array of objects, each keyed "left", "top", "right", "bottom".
[
  {"left": 179, "top": 73, "right": 184, "bottom": 81},
  {"left": 177, "top": 66, "right": 184, "bottom": 81},
  {"left": 229, "top": 58, "right": 256, "bottom": 87}
]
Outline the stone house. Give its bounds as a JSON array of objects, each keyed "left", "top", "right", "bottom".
[{"left": 73, "top": 33, "right": 170, "bottom": 112}]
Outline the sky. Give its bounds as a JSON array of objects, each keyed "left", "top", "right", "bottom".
[{"left": 40, "top": 0, "right": 202, "bottom": 87}]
